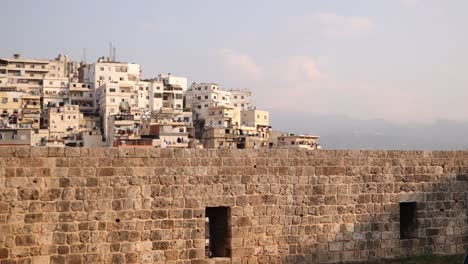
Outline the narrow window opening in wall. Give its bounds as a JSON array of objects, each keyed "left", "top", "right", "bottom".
[
  {"left": 205, "top": 207, "right": 230, "bottom": 258},
  {"left": 400, "top": 202, "right": 417, "bottom": 239}
]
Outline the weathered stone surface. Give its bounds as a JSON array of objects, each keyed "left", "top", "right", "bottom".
[{"left": 0, "top": 147, "right": 466, "bottom": 263}]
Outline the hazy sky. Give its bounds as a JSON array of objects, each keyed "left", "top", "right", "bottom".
[{"left": 2, "top": 0, "right": 468, "bottom": 125}]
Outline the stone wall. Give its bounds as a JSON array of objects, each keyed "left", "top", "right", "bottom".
[{"left": 0, "top": 147, "right": 467, "bottom": 264}]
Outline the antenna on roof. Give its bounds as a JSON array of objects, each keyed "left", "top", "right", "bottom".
[
  {"left": 113, "top": 45, "right": 116, "bottom": 62},
  {"left": 82, "top": 48, "right": 87, "bottom": 63},
  {"left": 109, "top": 42, "right": 112, "bottom": 61}
]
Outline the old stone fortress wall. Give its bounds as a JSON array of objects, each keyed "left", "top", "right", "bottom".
[{"left": 0, "top": 147, "right": 466, "bottom": 264}]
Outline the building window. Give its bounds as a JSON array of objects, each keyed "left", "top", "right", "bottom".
[
  {"left": 241, "top": 96, "right": 244, "bottom": 99},
  {"left": 234, "top": 96, "right": 237, "bottom": 99},
  {"left": 13, "top": 98, "right": 19, "bottom": 103},
  {"left": 109, "top": 88, "right": 116, "bottom": 92},
  {"left": 1, "top": 98, "right": 7, "bottom": 104},
  {"left": 120, "top": 77, "right": 124, "bottom": 81},
  {"left": 49, "top": 81, "right": 53, "bottom": 85},
  {"left": 205, "top": 95, "right": 208, "bottom": 99},
  {"left": 205, "top": 207, "right": 230, "bottom": 258},
  {"left": 400, "top": 202, "right": 417, "bottom": 239},
  {"left": 100, "top": 67, "right": 104, "bottom": 71}
]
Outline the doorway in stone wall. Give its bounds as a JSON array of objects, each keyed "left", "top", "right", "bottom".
[{"left": 205, "top": 207, "right": 231, "bottom": 258}]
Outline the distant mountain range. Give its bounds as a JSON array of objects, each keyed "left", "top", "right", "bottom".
[{"left": 271, "top": 110, "right": 468, "bottom": 150}]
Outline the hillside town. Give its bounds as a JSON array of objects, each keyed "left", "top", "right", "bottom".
[{"left": 0, "top": 53, "right": 320, "bottom": 149}]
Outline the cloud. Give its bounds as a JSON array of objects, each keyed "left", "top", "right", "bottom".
[
  {"left": 292, "top": 13, "right": 375, "bottom": 38},
  {"left": 314, "top": 13, "right": 375, "bottom": 38},
  {"left": 284, "top": 56, "right": 323, "bottom": 82},
  {"left": 216, "top": 48, "right": 262, "bottom": 79}
]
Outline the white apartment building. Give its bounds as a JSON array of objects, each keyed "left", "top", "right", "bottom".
[
  {"left": 69, "top": 82, "right": 94, "bottom": 113},
  {"left": 277, "top": 135, "right": 321, "bottom": 150},
  {"left": 205, "top": 105, "right": 240, "bottom": 128},
  {"left": 47, "top": 104, "right": 80, "bottom": 139},
  {"left": 82, "top": 58, "right": 141, "bottom": 87},
  {"left": 0, "top": 54, "right": 76, "bottom": 95},
  {"left": 229, "top": 89, "right": 252, "bottom": 110},
  {"left": 96, "top": 83, "right": 133, "bottom": 138},
  {"left": 159, "top": 73, "right": 188, "bottom": 91},
  {"left": 42, "top": 77, "right": 69, "bottom": 110},
  {"left": 241, "top": 108, "right": 270, "bottom": 145},
  {"left": 141, "top": 109, "right": 194, "bottom": 148},
  {"left": 241, "top": 108, "right": 269, "bottom": 127},
  {"left": 187, "top": 83, "right": 231, "bottom": 121}
]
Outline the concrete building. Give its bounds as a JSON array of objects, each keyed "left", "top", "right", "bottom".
[
  {"left": 69, "top": 82, "right": 94, "bottom": 114},
  {"left": 96, "top": 83, "right": 133, "bottom": 138},
  {"left": 0, "top": 91, "right": 22, "bottom": 124},
  {"left": 0, "top": 54, "right": 75, "bottom": 95},
  {"left": 0, "top": 128, "right": 34, "bottom": 145},
  {"left": 187, "top": 83, "right": 231, "bottom": 121},
  {"left": 205, "top": 105, "right": 240, "bottom": 128},
  {"left": 277, "top": 134, "right": 321, "bottom": 150},
  {"left": 202, "top": 127, "right": 237, "bottom": 149},
  {"left": 106, "top": 114, "right": 145, "bottom": 147},
  {"left": 229, "top": 89, "right": 252, "bottom": 110},
  {"left": 47, "top": 104, "right": 80, "bottom": 140},
  {"left": 20, "top": 94, "right": 41, "bottom": 129},
  {"left": 41, "top": 77, "right": 69, "bottom": 110},
  {"left": 141, "top": 109, "right": 194, "bottom": 148},
  {"left": 240, "top": 108, "right": 270, "bottom": 147},
  {"left": 159, "top": 73, "right": 188, "bottom": 91},
  {"left": 82, "top": 57, "right": 141, "bottom": 87}
]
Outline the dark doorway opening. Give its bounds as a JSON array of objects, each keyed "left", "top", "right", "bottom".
[
  {"left": 205, "top": 207, "right": 230, "bottom": 258},
  {"left": 400, "top": 202, "right": 418, "bottom": 239}
]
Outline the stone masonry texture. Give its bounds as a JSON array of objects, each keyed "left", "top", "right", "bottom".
[{"left": 0, "top": 147, "right": 467, "bottom": 264}]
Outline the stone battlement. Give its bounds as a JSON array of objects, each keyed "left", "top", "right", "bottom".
[{"left": 0, "top": 147, "right": 467, "bottom": 263}]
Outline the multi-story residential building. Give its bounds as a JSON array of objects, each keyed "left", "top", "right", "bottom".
[
  {"left": 229, "top": 89, "right": 252, "bottom": 110},
  {"left": 205, "top": 105, "right": 240, "bottom": 128},
  {"left": 159, "top": 73, "right": 188, "bottom": 91},
  {"left": 96, "top": 83, "right": 133, "bottom": 138},
  {"left": 186, "top": 83, "right": 231, "bottom": 121},
  {"left": 42, "top": 77, "right": 69, "bottom": 110},
  {"left": 0, "top": 91, "right": 22, "bottom": 125},
  {"left": 203, "top": 127, "right": 237, "bottom": 149},
  {"left": 240, "top": 108, "right": 270, "bottom": 146},
  {"left": 277, "top": 134, "right": 321, "bottom": 150},
  {"left": 0, "top": 54, "right": 76, "bottom": 95},
  {"left": 69, "top": 82, "right": 94, "bottom": 113},
  {"left": 141, "top": 109, "right": 194, "bottom": 148},
  {"left": 82, "top": 57, "right": 141, "bottom": 87},
  {"left": 21, "top": 94, "right": 41, "bottom": 129},
  {"left": 47, "top": 104, "right": 80, "bottom": 139},
  {"left": 107, "top": 114, "right": 147, "bottom": 147}
]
